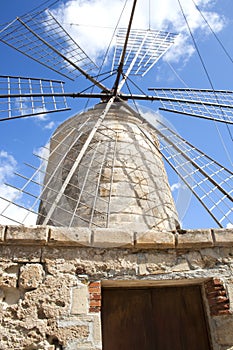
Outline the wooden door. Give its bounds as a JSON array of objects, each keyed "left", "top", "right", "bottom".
[{"left": 102, "top": 285, "right": 211, "bottom": 350}]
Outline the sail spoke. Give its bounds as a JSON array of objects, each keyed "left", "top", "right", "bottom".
[
  {"left": 0, "top": 75, "right": 70, "bottom": 120},
  {"left": 0, "top": 10, "right": 97, "bottom": 80},
  {"left": 149, "top": 88, "right": 233, "bottom": 124},
  {"left": 151, "top": 119, "right": 233, "bottom": 227},
  {"left": 112, "top": 29, "right": 177, "bottom": 77}
]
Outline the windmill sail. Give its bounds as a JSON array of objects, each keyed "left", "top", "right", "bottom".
[
  {"left": 0, "top": 75, "right": 70, "bottom": 120},
  {"left": 147, "top": 118, "right": 233, "bottom": 228},
  {"left": 149, "top": 88, "right": 233, "bottom": 124},
  {"left": 0, "top": 10, "right": 97, "bottom": 80},
  {"left": 112, "top": 29, "right": 177, "bottom": 77}
]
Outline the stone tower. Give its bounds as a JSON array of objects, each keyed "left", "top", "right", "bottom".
[{"left": 37, "top": 101, "right": 180, "bottom": 232}]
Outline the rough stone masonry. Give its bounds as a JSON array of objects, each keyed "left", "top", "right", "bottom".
[{"left": 0, "top": 225, "right": 233, "bottom": 349}]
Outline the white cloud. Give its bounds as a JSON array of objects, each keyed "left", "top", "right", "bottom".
[
  {"left": 34, "top": 111, "right": 48, "bottom": 121},
  {"left": 14, "top": 97, "right": 48, "bottom": 121},
  {"left": 171, "top": 181, "right": 189, "bottom": 191},
  {"left": 171, "top": 182, "right": 182, "bottom": 192},
  {"left": 44, "top": 121, "right": 55, "bottom": 130},
  {"left": 0, "top": 150, "right": 17, "bottom": 182},
  {"left": 203, "top": 11, "right": 225, "bottom": 33},
  {"left": 0, "top": 151, "right": 37, "bottom": 225},
  {"left": 226, "top": 223, "right": 233, "bottom": 229},
  {"left": 33, "top": 145, "right": 49, "bottom": 186},
  {"left": 164, "top": 34, "right": 195, "bottom": 64},
  {"left": 51, "top": 0, "right": 226, "bottom": 64},
  {"left": 34, "top": 145, "right": 49, "bottom": 159},
  {"left": 0, "top": 152, "right": 19, "bottom": 218},
  {"left": 51, "top": 0, "right": 127, "bottom": 62}
]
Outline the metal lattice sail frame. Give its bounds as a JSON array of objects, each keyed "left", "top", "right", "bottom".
[
  {"left": 0, "top": 75, "right": 70, "bottom": 120},
  {"left": 149, "top": 88, "right": 233, "bottom": 124},
  {"left": 0, "top": 10, "right": 97, "bottom": 80},
  {"left": 0, "top": 0, "right": 232, "bottom": 228},
  {"left": 112, "top": 28, "right": 177, "bottom": 76},
  {"left": 142, "top": 118, "right": 233, "bottom": 228}
]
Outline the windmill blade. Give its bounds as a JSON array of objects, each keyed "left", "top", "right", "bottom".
[
  {"left": 143, "top": 118, "right": 232, "bottom": 228},
  {"left": 0, "top": 75, "right": 70, "bottom": 121},
  {"left": 0, "top": 98, "right": 115, "bottom": 227},
  {"left": 149, "top": 88, "right": 233, "bottom": 124},
  {"left": 112, "top": 29, "right": 177, "bottom": 78},
  {"left": 0, "top": 10, "right": 97, "bottom": 81},
  {"left": 40, "top": 97, "right": 115, "bottom": 225}
]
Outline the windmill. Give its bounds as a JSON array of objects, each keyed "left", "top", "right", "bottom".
[{"left": 0, "top": 0, "right": 232, "bottom": 230}]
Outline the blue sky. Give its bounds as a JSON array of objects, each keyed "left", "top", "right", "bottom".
[{"left": 0, "top": 0, "right": 232, "bottom": 228}]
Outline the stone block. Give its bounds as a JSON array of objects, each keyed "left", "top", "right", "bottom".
[
  {"left": 19, "top": 263, "right": 45, "bottom": 290},
  {"left": 172, "top": 258, "right": 190, "bottom": 272},
  {"left": 135, "top": 230, "right": 175, "bottom": 249},
  {"left": 177, "top": 229, "right": 213, "bottom": 249},
  {"left": 49, "top": 227, "right": 91, "bottom": 246},
  {"left": 0, "top": 225, "right": 5, "bottom": 243},
  {"left": 6, "top": 226, "right": 48, "bottom": 244},
  {"left": 186, "top": 251, "right": 205, "bottom": 269},
  {"left": 92, "top": 228, "right": 134, "bottom": 248},
  {"left": 0, "top": 272, "right": 18, "bottom": 288},
  {"left": 213, "top": 228, "right": 233, "bottom": 247},
  {"left": 71, "top": 285, "right": 89, "bottom": 314},
  {"left": 92, "top": 313, "right": 102, "bottom": 345},
  {"left": 138, "top": 263, "right": 148, "bottom": 275},
  {"left": 146, "top": 251, "right": 176, "bottom": 266},
  {"left": 1, "top": 287, "right": 21, "bottom": 305},
  {"left": 214, "top": 316, "right": 233, "bottom": 345},
  {"left": 201, "top": 248, "right": 221, "bottom": 268},
  {"left": 0, "top": 245, "right": 42, "bottom": 262}
]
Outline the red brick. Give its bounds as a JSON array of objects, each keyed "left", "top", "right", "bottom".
[
  {"left": 206, "top": 290, "right": 226, "bottom": 297},
  {"left": 205, "top": 285, "right": 223, "bottom": 293},
  {"left": 90, "top": 300, "right": 101, "bottom": 307},
  {"left": 89, "top": 282, "right": 101, "bottom": 288},
  {"left": 216, "top": 309, "right": 231, "bottom": 315},
  {"left": 210, "top": 302, "right": 229, "bottom": 309},
  {"left": 212, "top": 278, "right": 223, "bottom": 286},
  {"left": 208, "top": 297, "right": 229, "bottom": 306},
  {"left": 89, "top": 306, "right": 101, "bottom": 313},
  {"left": 90, "top": 294, "right": 101, "bottom": 300},
  {"left": 204, "top": 277, "right": 230, "bottom": 316},
  {"left": 216, "top": 296, "right": 229, "bottom": 303},
  {"left": 211, "top": 309, "right": 230, "bottom": 316},
  {"left": 89, "top": 287, "right": 101, "bottom": 294}
]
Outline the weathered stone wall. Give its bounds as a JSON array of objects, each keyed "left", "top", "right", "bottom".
[{"left": 0, "top": 225, "right": 233, "bottom": 349}]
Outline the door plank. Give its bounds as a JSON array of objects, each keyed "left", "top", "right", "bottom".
[
  {"left": 151, "top": 286, "right": 211, "bottom": 350},
  {"left": 102, "top": 288, "right": 153, "bottom": 350}
]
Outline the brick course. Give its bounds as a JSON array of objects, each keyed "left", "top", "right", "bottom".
[
  {"left": 205, "top": 278, "right": 231, "bottom": 316},
  {"left": 89, "top": 281, "right": 101, "bottom": 313}
]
